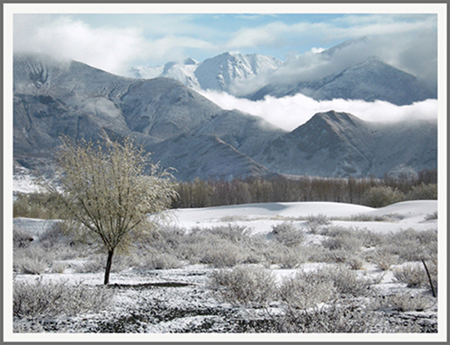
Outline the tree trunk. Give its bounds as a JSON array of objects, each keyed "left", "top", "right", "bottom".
[{"left": 104, "top": 249, "right": 115, "bottom": 285}]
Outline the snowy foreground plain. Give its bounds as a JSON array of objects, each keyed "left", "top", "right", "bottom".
[{"left": 12, "top": 200, "right": 440, "bottom": 337}]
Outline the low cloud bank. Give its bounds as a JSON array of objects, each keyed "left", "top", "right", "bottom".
[{"left": 199, "top": 89, "right": 438, "bottom": 131}]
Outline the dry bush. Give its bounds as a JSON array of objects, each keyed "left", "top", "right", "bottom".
[
  {"left": 13, "top": 278, "right": 112, "bottom": 319},
  {"left": 75, "top": 254, "right": 105, "bottom": 273},
  {"left": 381, "top": 229, "right": 437, "bottom": 263},
  {"left": 270, "top": 222, "right": 304, "bottom": 247},
  {"left": 317, "top": 266, "right": 372, "bottom": 297},
  {"left": 13, "top": 247, "right": 52, "bottom": 275},
  {"left": 393, "top": 264, "right": 430, "bottom": 288},
  {"left": 200, "top": 239, "right": 249, "bottom": 268},
  {"left": 347, "top": 256, "right": 365, "bottom": 270},
  {"left": 13, "top": 226, "right": 34, "bottom": 249},
  {"left": 424, "top": 211, "right": 438, "bottom": 221},
  {"left": 137, "top": 252, "right": 183, "bottom": 270},
  {"left": 306, "top": 214, "right": 331, "bottom": 234},
  {"left": 321, "top": 232, "right": 363, "bottom": 253},
  {"left": 278, "top": 270, "right": 336, "bottom": 309},
  {"left": 373, "top": 251, "right": 398, "bottom": 271},
  {"left": 384, "top": 292, "right": 433, "bottom": 312},
  {"left": 211, "top": 265, "right": 277, "bottom": 307},
  {"left": 262, "top": 243, "right": 309, "bottom": 269}
]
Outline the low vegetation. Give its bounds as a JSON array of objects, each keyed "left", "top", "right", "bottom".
[{"left": 13, "top": 208, "right": 438, "bottom": 333}]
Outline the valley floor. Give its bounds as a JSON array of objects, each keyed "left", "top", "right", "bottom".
[{"left": 9, "top": 200, "right": 443, "bottom": 340}]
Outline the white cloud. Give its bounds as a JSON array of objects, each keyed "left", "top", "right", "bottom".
[
  {"left": 198, "top": 89, "right": 437, "bottom": 131},
  {"left": 13, "top": 15, "right": 217, "bottom": 75}
]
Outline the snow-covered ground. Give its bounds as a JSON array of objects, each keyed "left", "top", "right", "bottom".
[
  {"left": 10, "top": 200, "right": 443, "bottom": 339},
  {"left": 171, "top": 200, "right": 438, "bottom": 235}
]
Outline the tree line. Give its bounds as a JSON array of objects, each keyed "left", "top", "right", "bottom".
[{"left": 171, "top": 169, "right": 437, "bottom": 209}]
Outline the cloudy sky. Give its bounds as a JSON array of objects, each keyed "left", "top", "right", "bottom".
[
  {"left": 10, "top": 4, "right": 442, "bottom": 130},
  {"left": 13, "top": 7, "right": 438, "bottom": 79}
]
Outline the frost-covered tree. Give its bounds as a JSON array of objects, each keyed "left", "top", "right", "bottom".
[{"left": 49, "top": 135, "right": 178, "bottom": 284}]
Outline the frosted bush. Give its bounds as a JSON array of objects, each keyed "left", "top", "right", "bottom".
[
  {"left": 278, "top": 270, "right": 336, "bottom": 309},
  {"left": 271, "top": 222, "right": 304, "bottom": 247},
  {"left": 386, "top": 292, "right": 433, "bottom": 312},
  {"left": 317, "top": 266, "right": 372, "bottom": 297},
  {"left": 263, "top": 243, "right": 309, "bottom": 269},
  {"left": 13, "top": 226, "right": 34, "bottom": 249},
  {"left": 211, "top": 265, "right": 277, "bottom": 307},
  {"left": 13, "top": 278, "right": 112, "bottom": 319},
  {"left": 306, "top": 214, "right": 330, "bottom": 234},
  {"left": 373, "top": 251, "right": 398, "bottom": 271},
  {"left": 138, "top": 252, "right": 183, "bottom": 270},
  {"left": 393, "top": 264, "right": 429, "bottom": 288},
  {"left": 13, "top": 247, "right": 52, "bottom": 275}
]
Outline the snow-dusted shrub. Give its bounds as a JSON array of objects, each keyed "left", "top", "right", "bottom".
[
  {"left": 76, "top": 254, "right": 105, "bottom": 273},
  {"left": 13, "top": 226, "right": 34, "bottom": 249},
  {"left": 383, "top": 229, "right": 437, "bottom": 263},
  {"left": 262, "top": 243, "right": 309, "bottom": 269},
  {"left": 138, "top": 252, "right": 183, "bottom": 270},
  {"left": 406, "top": 183, "right": 437, "bottom": 200},
  {"left": 373, "top": 251, "right": 398, "bottom": 271},
  {"left": 13, "top": 247, "right": 52, "bottom": 275},
  {"left": 306, "top": 214, "right": 330, "bottom": 225},
  {"left": 208, "top": 225, "right": 250, "bottom": 242},
  {"left": 278, "top": 301, "right": 384, "bottom": 333},
  {"left": 362, "top": 186, "right": 404, "bottom": 208},
  {"left": 211, "top": 265, "right": 277, "bottom": 307},
  {"left": 347, "top": 256, "right": 365, "bottom": 270},
  {"left": 306, "top": 214, "right": 330, "bottom": 234},
  {"left": 13, "top": 278, "right": 112, "bottom": 319},
  {"left": 49, "top": 262, "right": 68, "bottom": 274},
  {"left": 271, "top": 222, "right": 304, "bottom": 247},
  {"left": 386, "top": 292, "right": 433, "bottom": 312},
  {"left": 424, "top": 211, "right": 438, "bottom": 221},
  {"left": 200, "top": 239, "right": 248, "bottom": 268},
  {"left": 318, "top": 266, "right": 372, "bottom": 297},
  {"left": 278, "top": 270, "right": 336, "bottom": 310},
  {"left": 393, "top": 264, "right": 430, "bottom": 288},
  {"left": 321, "top": 232, "right": 363, "bottom": 253}
]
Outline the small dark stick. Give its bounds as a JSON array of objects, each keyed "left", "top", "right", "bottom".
[{"left": 422, "top": 259, "right": 436, "bottom": 298}]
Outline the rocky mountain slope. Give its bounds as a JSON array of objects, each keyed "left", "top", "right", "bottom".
[
  {"left": 13, "top": 54, "right": 282, "bottom": 181},
  {"left": 132, "top": 40, "right": 435, "bottom": 105},
  {"left": 13, "top": 54, "right": 437, "bottom": 181},
  {"left": 247, "top": 57, "right": 435, "bottom": 105}
]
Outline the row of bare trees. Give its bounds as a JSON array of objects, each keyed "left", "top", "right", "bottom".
[{"left": 172, "top": 170, "right": 437, "bottom": 209}]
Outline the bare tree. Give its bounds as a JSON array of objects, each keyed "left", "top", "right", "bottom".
[{"left": 49, "top": 135, "right": 178, "bottom": 284}]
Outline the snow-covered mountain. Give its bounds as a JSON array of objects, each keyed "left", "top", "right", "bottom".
[
  {"left": 248, "top": 57, "right": 436, "bottom": 106},
  {"left": 131, "top": 52, "right": 282, "bottom": 93},
  {"left": 194, "top": 52, "right": 282, "bottom": 93},
  {"left": 255, "top": 111, "right": 437, "bottom": 177},
  {"left": 13, "top": 54, "right": 437, "bottom": 181},
  {"left": 13, "top": 54, "right": 281, "bottom": 181},
  {"left": 132, "top": 38, "right": 436, "bottom": 105}
]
